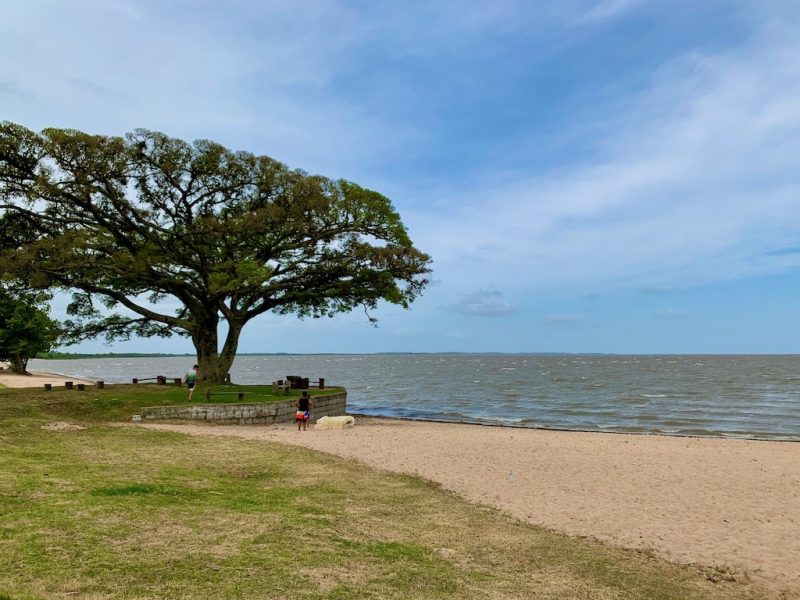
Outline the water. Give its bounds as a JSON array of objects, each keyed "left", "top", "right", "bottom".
[{"left": 28, "top": 354, "right": 800, "bottom": 441}]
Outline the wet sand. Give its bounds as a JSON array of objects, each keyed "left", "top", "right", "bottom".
[{"left": 139, "top": 417, "right": 800, "bottom": 598}]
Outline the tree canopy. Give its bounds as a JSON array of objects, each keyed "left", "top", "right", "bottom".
[{"left": 0, "top": 122, "right": 431, "bottom": 381}]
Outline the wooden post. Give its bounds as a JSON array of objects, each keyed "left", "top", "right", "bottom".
[
  {"left": 225, "top": 373, "right": 232, "bottom": 384},
  {"left": 318, "top": 378, "right": 325, "bottom": 389},
  {"left": 237, "top": 392, "right": 245, "bottom": 401},
  {"left": 157, "top": 375, "right": 166, "bottom": 385},
  {"left": 174, "top": 378, "right": 182, "bottom": 386},
  {"left": 44, "top": 383, "right": 52, "bottom": 391},
  {"left": 76, "top": 383, "right": 85, "bottom": 391},
  {"left": 65, "top": 381, "right": 73, "bottom": 390},
  {"left": 96, "top": 380, "right": 105, "bottom": 389},
  {"left": 272, "top": 381, "right": 278, "bottom": 395},
  {"left": 132, "top": 378, "right": 138, "bottom": 384}
]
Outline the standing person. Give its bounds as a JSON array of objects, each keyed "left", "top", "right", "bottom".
[
  {"left": 183, "top": 364, "right": 198, "bottom": 400},
  {"left": 295, "top": 391, "right": 313, "bottom": 431}
]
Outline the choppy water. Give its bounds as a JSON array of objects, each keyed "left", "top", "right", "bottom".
[{"left": 28, "top": 354, "right": 800, "bottom": 441}]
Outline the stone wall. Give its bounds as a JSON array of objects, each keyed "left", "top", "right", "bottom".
[{"left": 138, "top": 391, "right": 347, "bottom": 425}]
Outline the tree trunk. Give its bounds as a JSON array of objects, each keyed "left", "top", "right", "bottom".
[
  {"left": 191, "top": 316, "right": 245, "bottom": 384},
  {"left": 8, "top": 352, "right": 27, "bottom": 375},
  {"left": 192, "top": 325, "right": 220, "bottom": 383},
  {"left": 218, "top": 321, "right": 243, "bottom": 383}
]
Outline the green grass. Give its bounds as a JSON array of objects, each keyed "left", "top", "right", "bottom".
[
  {"left": 0, "top": 383, "right": 338, "bottom": 423},
  {"left": 199, "top": 383, "right": 334, "bottom": 404},
  {"left": 0, "top": 386, "right": 768, "bottom": 600}
]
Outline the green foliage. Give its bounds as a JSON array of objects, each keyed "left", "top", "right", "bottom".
[
  {"left": 0, "top": 294, "right": 59, "bottom": 373},
  {"left": 0, "top": 122, "right": 431, "bottom": 381}
]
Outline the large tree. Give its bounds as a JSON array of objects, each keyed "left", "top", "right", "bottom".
[{"left": 0, "top": 122, "right": 430, "bottom": 382}]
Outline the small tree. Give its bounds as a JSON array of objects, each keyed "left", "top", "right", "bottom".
[
  {"left": 0, "top": 294, "right": 59, "bottom": 374},
  {"left": 0, "top": 122, "right": 431, "bottom": 382},
  {"left": 0, "top": 213, "right": 60, "bottom": 374}
]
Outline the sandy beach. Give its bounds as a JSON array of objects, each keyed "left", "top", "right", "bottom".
[
  {"left": 0, "top": 368, "right": 96, "bottom": 388},
  {"left": 139, "top": 418, "right": 800, "bottom": 598}
]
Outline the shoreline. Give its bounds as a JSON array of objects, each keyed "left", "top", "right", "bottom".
[
  {"left": 139, "top": 417, "right": 800, "bottom": 598},
  {"left": 4, "top": 364, "right": 797, "bottom": 442},
  {"left": 25, "top": 355, "right": 800, "bottom": 443},
  {"left": 349, "top": 411, "right": 800, "bottom": 443},
  {"left": 3, "top": 366, "right": 797, "bottom": 442}
]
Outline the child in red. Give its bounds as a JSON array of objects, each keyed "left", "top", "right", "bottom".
[{"left": 294, "top": 391, "right": 313, "bottom": 431}]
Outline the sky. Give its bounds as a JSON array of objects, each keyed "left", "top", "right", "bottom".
[{"left": 2, "top": 0, "right": 800, "bottom": 354}]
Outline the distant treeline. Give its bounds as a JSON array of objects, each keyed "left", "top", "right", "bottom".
[
  {"left": 36, "top": 352, "right": 302, "bottom": 359},
  {"left": 39, "top": 352, "right": 465, "bottom": 359},
  {"left": 36, "top": 351, "right": 570, "bottom": 360},
  {"left": 38, "top": 352, "right": 196, "bottom": 360}
]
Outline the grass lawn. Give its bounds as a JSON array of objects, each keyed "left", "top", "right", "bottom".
[
  {"left": 2, "top": 383, "right": 338, "bottom": 423},
  {"left": 0, "top": 386, "right": 766, "bottom": 599}
]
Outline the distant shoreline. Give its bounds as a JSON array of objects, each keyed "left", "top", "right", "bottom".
[
  {"left": 38, "top": 352, "right": 587, "bottom": 358},
  {"left": 35, "top": 351, "right": 800, "bottom": 359},
  {"left": 40, "top": 353, "right": 197, "bottom": 359}
]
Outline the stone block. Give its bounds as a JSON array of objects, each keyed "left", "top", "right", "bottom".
[{"left": 315, "top": 416, "right": 355, "bottom": 430}]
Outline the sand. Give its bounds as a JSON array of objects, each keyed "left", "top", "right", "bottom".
[
  {"left": 138, "top": 418, "right": 800, "bottom": 598},
  {"left": 0, "top": 368, "right": 96, "bottom": 388}
]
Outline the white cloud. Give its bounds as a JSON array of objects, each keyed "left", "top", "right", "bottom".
[
  {"left": 0, "top": 1, "right": 431, "bottom": 178},
  {"left": 543, "top": 313, "right": 589, "bottom": 324},
  {"left": 447, "top": 289, "right": 516, "bottom": 316},
  {"left": 0, "top": 0, "right": 677, "bottom": 189},
  {"left": 654, "top": 308, "right": 686, "bottom": 319},
  {"left": 411, "top": 7, "right": 800, "bottom": 295},
  {"left": 637, "top": 285, "right": 676, "bottom": 294},
  {"left": 578, "top": 0, "right": 646, "bottom": 23},
  {"left": 5, "top": 0, "right": 800, "bottom": 348}
]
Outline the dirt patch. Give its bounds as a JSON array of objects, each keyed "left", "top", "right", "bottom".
[
  {"left": 41, "top": 422, "right": 87, "bottom": 432},
  {"left": 303, "top": 566, "right": 370, "bottom": 593}
]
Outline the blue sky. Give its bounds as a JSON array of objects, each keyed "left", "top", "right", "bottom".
[{"left": 3, "top": 0, "right": 800, "bottom": 354}]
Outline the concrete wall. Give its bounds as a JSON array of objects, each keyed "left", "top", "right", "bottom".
[{"left": 138, "top": 391, "right": 347, "bottom": 425}]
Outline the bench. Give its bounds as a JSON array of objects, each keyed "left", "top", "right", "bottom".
[
  {"left": 133, "top": 376, "right": 167, "bottom": 385},
  {"left": 272, "top": 380, "right": 292, "bottom": 394},
  {"left": 204, "top": 389, "right": 246, "bottom": 402},
  {"left": 285, "top": 376, "right": 326, "bottom": 390}
]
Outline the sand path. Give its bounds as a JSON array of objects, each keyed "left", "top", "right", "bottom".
[
  {"left": 139, "top": 418, "right": 799, "bottom": 597},
  {"left": 0, "top": 369, "right": 96, "bottom": 388}
]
